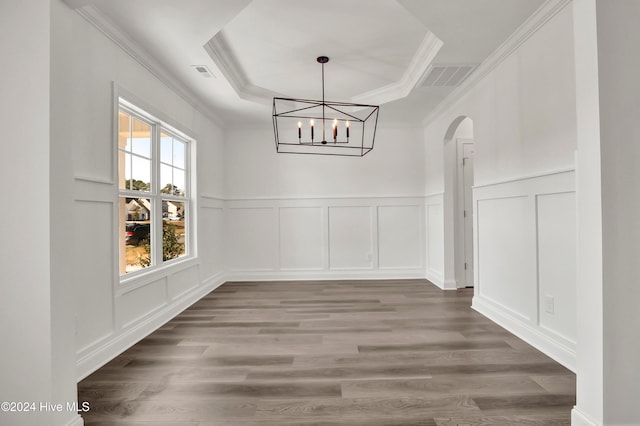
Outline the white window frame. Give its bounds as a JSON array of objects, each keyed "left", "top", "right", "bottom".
[{"left": 117, "top": 96, "right": 196, "bottom": 283}]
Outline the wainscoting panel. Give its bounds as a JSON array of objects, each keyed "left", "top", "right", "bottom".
[
  {"left": 228, "top": 207, "right": 277, "bottom": 271},
  {"left": 377, "top": 205, "right": 424, "bottom": 270},
  {"left": 73, "top": 199, "right": 115, "bottom": 353},
  {"left": 167, "top": 265, "right": 199, "bottom": 301},
  {"left": 472, "top": 169, "right": 577, "bottom": 370},
  {"left": 226, "top": 197, "right": 425, "bottom": 280},
  {"left": 425, "top": 194, "right": 445, "bottom": 286},
  {"left": 328, "top": 206, "right": 374, "bottom": 270},
  {"left": 117, "top": 277, "right": 167, "bottom": 328},
  {"left": 537, "top": 191, "right": 577, "bottom": 345},
  {"left": 476, "top": 195, "right": 534, "bottom": 321},
  {"left": 198, "top": 205, "right": 225, "bottom": 280},
  {"left": 279, "top": 207, "right": 325, "bottom": 270}
]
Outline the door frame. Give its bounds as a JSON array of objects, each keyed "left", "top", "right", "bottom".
[{"left": 455, "top": 138, "right": 474, "bottom": 288}]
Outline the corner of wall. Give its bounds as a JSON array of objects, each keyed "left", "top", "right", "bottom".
[
  {"left": 442, "top": 279, "right": 458, "bottom": 290},
  {"left": 571, "top": 407, "right": 600, "bottom": 426}
]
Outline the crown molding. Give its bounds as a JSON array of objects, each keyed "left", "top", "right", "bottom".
[
  {"left": 420, "top": 0, "right": 573, "bottom": 127},
  {"left": 352, "top": 32, "right": 443, "bottom": 105},
  {"left": 74, "top": 5, "right": 225, "bottom": 128},
  {"left": 204, "top": 33, "right": 248, "bottom": 95},
  {"left": 203, "top": 34, "right": 280, "bottom": 105}
]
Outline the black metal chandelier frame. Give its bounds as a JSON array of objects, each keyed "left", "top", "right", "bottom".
[{"left": 272, "top": 56, "right": 380, "bottom": 157}]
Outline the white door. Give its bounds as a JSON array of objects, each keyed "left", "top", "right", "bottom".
[{"left": 462, "top": 143, "right": 474, "bottom": 286}]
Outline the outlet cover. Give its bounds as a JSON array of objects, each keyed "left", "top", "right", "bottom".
[{"left": 544, "top": 295, "right": 555, "bottom": 314}]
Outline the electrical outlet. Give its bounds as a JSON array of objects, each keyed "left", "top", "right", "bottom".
[{"left": 544, "top": 295, "right": 555, "bottom": 315}]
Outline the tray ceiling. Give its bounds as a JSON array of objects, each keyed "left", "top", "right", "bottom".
[{"left": 65, "top": 0, "right": 546, "bottom": 126}]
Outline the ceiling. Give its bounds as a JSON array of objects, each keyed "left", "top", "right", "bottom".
[{"left": 66, "top": 0, "right": 546, "bottom": 127}]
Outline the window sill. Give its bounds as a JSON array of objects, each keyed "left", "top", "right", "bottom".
[{"left": 117, "top": 256, "right": 199, "bottom": 296}]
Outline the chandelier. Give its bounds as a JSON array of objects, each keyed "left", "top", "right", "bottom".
[{"left": 272, "top": 56, "right": 380, "bottom": 157}]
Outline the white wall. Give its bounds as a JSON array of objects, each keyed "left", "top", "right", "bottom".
[
  {"left": 571, "top": 1, "right": 603, "bottom": 422},
  {"left": 51, "top": 1, "right": 82, "bottom": 425},
  {"left": 224, "top": 125, "right": 427, "bottom": 280},
  {"left": 423, "top": 3, "right": 578, "bottom": 369},
  {"left": 225, "top": 126, "right": 425, "bottom": 199},
  {"left": 57, "top": 4, "right": 227, "bottom": 380},
  {"left": 597, "top": 2, "right": 640, "bottom": 422},
  {"left": 0, "top": 1, "right": 59, "bottom": 425},
  {"left": 572, "top": 1, "right": 640, "bottom": 424}
]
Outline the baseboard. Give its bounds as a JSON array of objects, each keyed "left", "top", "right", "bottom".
[
  {"left": 425, "top": 269, "right": 444, "bottom": 289},
  {"left": 65, "top": 414, "right": 84, "bottom": 426},
  {"left": 76, "top": 273, "right": 225, "bottom": 380},
  {"left": 571, "top": 407, "right": 600, "bottom": 426},
  {"left": 472, "top": 295, "right": 576, "bottom": 372},
  {"left": 226, "top": 269, "right": 426, "bottom": 282},
  {"left": 442, "top": 279, "right": 458, "bottom": 290},
  {"left": 425, "top": 275, "right": 457, "bottom": 291}
]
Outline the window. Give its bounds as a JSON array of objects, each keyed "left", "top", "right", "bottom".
[{"left": 117, "top": 100, "right": 192, "bottom": 276}]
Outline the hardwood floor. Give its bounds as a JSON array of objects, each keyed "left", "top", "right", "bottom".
[{"left": 78, "top": 280, "right": 575, "bottom": 425}]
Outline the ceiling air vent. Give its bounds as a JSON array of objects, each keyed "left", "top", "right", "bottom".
[
  {"left": 421, "top": 64, "right": 477, "bottom": 87},
  {"left": 192, "top": 65, "right": 214, "bottom": 78}
]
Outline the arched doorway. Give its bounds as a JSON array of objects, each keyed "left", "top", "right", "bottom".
[{"left": 443, "top": 116, "right": 474, "bottom": 288}]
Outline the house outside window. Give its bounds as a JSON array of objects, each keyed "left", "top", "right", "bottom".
[{"left": 117, "top": 100, "right": 193, "bottom": 277}]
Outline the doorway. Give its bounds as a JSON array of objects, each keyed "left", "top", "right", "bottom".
[{"left": 443, "top": 116, "right": 474, "bottom": 290}]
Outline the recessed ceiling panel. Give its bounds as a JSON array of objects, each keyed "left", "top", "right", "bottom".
[{"left": 209, "top": 0, "right": 431, "bottom": 101}]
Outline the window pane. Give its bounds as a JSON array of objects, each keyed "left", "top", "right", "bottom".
[
  {"left": 120, "top": 197, "right": 152, "bottom": 274},
  {"left": 131, "top": 118, "right": 151, "bottom": 158},
  {"left": 160, "top": 164, "right": 173, "bottom": 194},
  {"left": 120, "top": 152, "right": 132, "bottom": 189},
  {"left": 118, "top": 111, "right": 131, "bottom": 150},
  {"left": 173, "top": 169, "right": 185, "bottom": 196},
  {"left": 131, "top": 156, "right": 151, "bottom": 191},
  {"left": 173, "top": 139, "right": 185, "bottom": 169},
  {"left": 162, "top": 200, "right": 186, "bottom": 261},
  {"left": 160, "top": 133, "right": 172, "bottom": 164}
]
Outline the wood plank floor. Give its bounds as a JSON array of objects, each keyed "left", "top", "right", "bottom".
[{"left": 78, "top": 279, "right": 575, "bottom": 425}]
